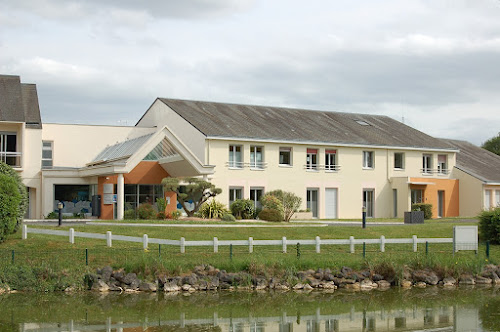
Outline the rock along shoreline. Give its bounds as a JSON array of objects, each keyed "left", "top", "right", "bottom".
[{"left": 73, "top": 263, "right": 500, "bottom": 294}]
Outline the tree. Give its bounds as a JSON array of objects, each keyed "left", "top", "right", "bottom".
[
  {"left": 263, "top": 190, "right": 302, "bottom": 222},
  {"left": 0, "top": 173, "right": 22, "bottom": 242},
  {"left": 161, "top": 177, "right": 222, "bottom": 217},
  {"left": 482, "top": 133, "right": 500, "bottom": 156},
  {"left": 0, "top": 161, "right": 28, "bottom": 228}
]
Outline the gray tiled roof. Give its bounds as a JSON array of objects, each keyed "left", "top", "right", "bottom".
[
  {"left": 158, "top": 98, "right": 453, "bottom": 150},
  {"left": 0, "top": 75, "right": 42, "bottom": 129},
  {"left": 90, "top": 133, "right": 154, "bottom": 164},
  {"left": 441, "top": 138, "right": 500, "bottom": 183}
]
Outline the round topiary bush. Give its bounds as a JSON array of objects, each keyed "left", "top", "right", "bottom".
[
  {"left": 0, "top": 161, "right": 27, "bottom": 226},
  {"left": 0, "top": 173, "right": 22, "bottom": 242},
  {"left": 258, "top": 208, "right": 283, "bottom": 222}
]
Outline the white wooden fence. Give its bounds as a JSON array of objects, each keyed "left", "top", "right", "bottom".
[{"left": 21, "top": 225, "right": 458, "bottom": 254}]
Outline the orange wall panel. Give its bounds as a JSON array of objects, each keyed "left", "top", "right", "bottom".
[
  {"left": 97, "top": 161, "right": 172, "bottom": 219},
  {"left": 410, "top": 178, "right": 459, "bottom": 218}
]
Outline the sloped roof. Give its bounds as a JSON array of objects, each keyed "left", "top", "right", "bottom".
[
  {"left": 90, "top": 133, "right": 154, "bottom": 165},
  {"left": 158, "top": 98, "right": 453, "bottom": 150},
  {"left": 0, "top": 75, "right": 42, "bottom": 129},
  {"left": 441, "top": 138, "right": 500, "bottom": 183}
]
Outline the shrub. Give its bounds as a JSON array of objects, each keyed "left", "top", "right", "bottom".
[
  {"left": 260, "top": 194, "right": 284, "bottom": 221},
  {"left": 230, "top": 199, "right": 255, "bottom": 219},
  {"left": 479, "top": 207, "right": 500, "bottom": 244},
  {"left": 258, "top": 208, "right": 283, "bottom": 222},
  {"left": 412, "top": 203, "right": 432, "bottom": 219},
  {"left": 171, "top": 210, "right": 181, "bottom": 220},
  {"left": 124, "top": 209, "right": 137, "bottom": 220},
  {"left": 137, "top": 203, "right": 155, "bottom": 220},
  {"left": 156, "top": 211, "right": 166, "bottom": 220},
  {"left": 0, "top": 161, "right": 27, "bottom": 227},
  {"left": 156, "top": 198, "right": 167, "bottom": 213},
  {"left": 199, "top": 200, "right": 227, "bottom": 219},
  {"left": 221, "top": 213, "right": 236, "bottom": 222},
  {"left": 265, "top": 190, "right": 302, "bottom": 222},
  {"left": 0, "top": 173, "right": 22, "bottom": 242}
]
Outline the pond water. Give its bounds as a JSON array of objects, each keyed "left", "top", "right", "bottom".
[{"left": 1, "top": 287, "right": 500, "bottom": 331}]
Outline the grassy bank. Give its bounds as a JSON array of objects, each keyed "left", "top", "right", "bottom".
[{"left": 0, "top": 219, "right": 495, "bottom": 291}]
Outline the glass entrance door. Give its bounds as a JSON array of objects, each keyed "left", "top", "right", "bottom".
[
  {"left": 307, "top": 189, "right": 319, "bottom": 218},
  {"left": 363, "top": 189, "right": 374, "bottom": 218}
]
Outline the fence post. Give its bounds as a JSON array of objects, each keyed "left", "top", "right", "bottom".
[
  {"left": 11, "top": 250, "right": 14, "bottom": 264},
  {"left": 143, "top": 234, "right": 148, "bottom": 250},
  {"left": 350, "top": 236, "right": 355, "bottom": 253},
  {"left": 22, "top": 225, "right": 27, "bottom": 240},
  {"left": 230, "top": 244, "right": 233, "bottom": 261},
  {"left": 282, "top": 237, "right": 287, "bottom": 253},
  {"left": 249, "top": 237, "right": 253, "bottom": 253},
  {"left": 486, "top": 241, "right": 490, "bottom": 260},
  {"left": 297, "top": 243, "right": 301, "bottom": 259},
  {"left": 69, "top": 228, "right": 75, "bottom": 244},
  {"left": 363, "top": 242, "right": 366, "bottom": 258},
  {"left": 380, "top": 235, "right": 385, "bottom": 253},
  {"left": 426, "top": 241, "right": 429, "bottom": 256},
  {"left": 85, "top": 248, "right": 88, "bottom": 266},
  {"left": 213, "top": 237, "right": 218, "bottom": 253},
  {"left": 413, "top": 235, "right": 418, "bottom": 252},
  {"left": 106, "top": 231, "right": 112, "bottom": 247},
  {"left": 159, "top": 244, "right": 161, "bottom": 259},
  {"left": 180, "top": 237, "right": 185, "bottom": 254},
  {"left": 315, "top": 236, "right": 321, "bottom": 253}
]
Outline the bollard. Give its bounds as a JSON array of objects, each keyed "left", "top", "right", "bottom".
[
  {"left": 297, "top": 242, "right": 301, "bottom": 259},
  {"left": 85, "top": 248, "right": 88, "bottom": 266},
  {"left": 362, "top": 206, "right": 366, "bottom": 229},
  {"left": 58, "top": 201, "right": 63, "bottom": 226},
  {"left": 486, "top": 241, "right": 490, "bottom": 260},
  {"left": 363, "top": 242, "right": 366, "bottom": 259},
  {"left": 230, "top": 244, "right": 233, "bottom": 261}
]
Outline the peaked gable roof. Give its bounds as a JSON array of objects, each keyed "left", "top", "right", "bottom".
[
  {"left": 0, "top": 75, "right": 42, "bottom": 129},
  {"left": 441, "top": 138, "right": 500, "bottom": 183},
  {"left": 157, "top": 98, "right": 453, "bottom": 150}
]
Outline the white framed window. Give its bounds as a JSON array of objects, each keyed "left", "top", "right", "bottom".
[
  {"left": 411, "top": 189, "right": 423, "bottom": 204},
  {"left": 228, "top": 145, "right": 243, "bottom": 168},
  {"left": 437, "top": 155, "right": 448, "bottom": 174},
  {"left": 279, "top": 147, "right": 292, "bottom": 166},
  {"left": 394, "top": 152, "right": 404, "bottom": 170},
  {"left": 325, "top": 149, "right": 338, "bottom": 171},
  {"left": 229, "top": 187, "right": 243, "bottom": 207},
  {"left": 250, "top": 146, "right": 264, "bottom": 169},
  {"left": 306, "top": 148, "right": 318, "bottom": 170},
  {"left": 496, "top": 190, "right": 500, "bottom": 207},
  {"left": 0, "top": 132, "right": 19, "bottom": 167},
  {"left": 42, "top": 141, "right": 53, "bottom": 168},
  {"left": 363, "top": 151, "right": 374, "bottom": 169},
  {"left": 250, "top": 187, "right": 264, "bottom": 210},
  {"left": 422, "top": 154, "right": 433, "bottom": 174}
]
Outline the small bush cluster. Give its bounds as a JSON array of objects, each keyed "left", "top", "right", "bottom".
[
  {"left": 230, "top": 199, "right": 255, "bottom": 219},
  {"left": 221, "top": 213, "right": 236, "bottom": 222},
  {"left": 258, "top": 195, "right": 284, "bottom": 222},
  {"left": 124, "top": 209, "right": 137, "bottom": 220},
  {"left": 137, "top": 203, "right": 155, "bottom": 220},
  {"left": 0, "top": 173, "right": 22, "bottom": 242},
  {"left": 198, "top": 200, "right": 228, "bottom": 219},
  {"left": 479, "top": 207, "right": 500, "bottom": 244},
  {"left": 412, "top": 203, "right": 433, "bottom": 219}
]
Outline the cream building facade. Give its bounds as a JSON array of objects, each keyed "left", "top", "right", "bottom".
[{"left": 2, "top": 74, "right": 497, "bottom": 220}]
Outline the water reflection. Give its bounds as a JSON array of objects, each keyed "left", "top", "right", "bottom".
[{"left": 1, "top": 287, "right": 499, "bottom": 331}]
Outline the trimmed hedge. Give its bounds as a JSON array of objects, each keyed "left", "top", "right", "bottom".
[
  {"left": 411, "top": 203, "right": 433, "bottom": 219},
  {"left": 479, "top": 207, "right": 500, "bottom": 244},
  {"left": 0, "top": 173, "right": 22, "bottom": 242},
  {"left": 258, "top": 208, "right": 283, "bottom": 222},
  {"left": 0, "top": 161, "right": 27, "bottom": 226}
]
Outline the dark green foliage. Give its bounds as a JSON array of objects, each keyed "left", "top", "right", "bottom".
[
  {"left": 162, "top": 177, "right": 222, "bottom": 217},
  {"left": 156, "top": 211, "right": 166, "bottom": 220},
  {"left": 124, "top": 209, "right": 137, "bottom": 220},
  {"left": 137, "top": 203, "right": 155, "bottom": 220},
  {"left": 258, "top": 208, "right": 283, "bottom": 222},
  {"left": 0, "top": 173, "right": 22, "bottom": 242},
  {"left": 482, "top": 133, "right": 500, "bottom": 156},
  {"left": 230, "top": 199, "right": 255, "bottom": 219},
  {"left": 0, "top": 264, "right": 74, "bottom": 291},
  {"left": 221, "top": 213, "right": 236, "bottom": 222},
  {"left": 156, "top": 198, "right": 167, "bottom": 213},
  {"left": 265, "top": 190, "right": 302, "bottom": 222},
  {"left": 0, "top": 161, "right": 27, "bottom": 226},
  {"left": 479, "top": 207, "right": 500, "bottom": 244},
  {"left": 412, "top": 203, "right": 433, "bottom": 219}
]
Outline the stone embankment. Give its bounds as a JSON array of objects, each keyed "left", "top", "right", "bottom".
[{"left": 82, "top": 264, "right": 500, "bottom": 293}]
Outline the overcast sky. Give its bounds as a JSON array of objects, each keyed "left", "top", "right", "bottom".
[{"left": 1, "top": 0, "right": 499, "bottom": 145}]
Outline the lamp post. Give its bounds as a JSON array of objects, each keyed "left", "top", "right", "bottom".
[
  {"left": 57, "top": 202, "right": 63, "bottom": 226},
  {"left": 362, "top": 205, "right": 366, "bottom": 229}
]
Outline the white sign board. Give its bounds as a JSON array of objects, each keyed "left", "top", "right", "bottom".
[
  {"left": 103, "top": 194, "right": 114, "bottom": 205},
  {"left": 103, "top": 184, "right": 114, "bottom": 194},
  {"left": 453, "top": 226, "right": 478, "bottom": 252}
]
